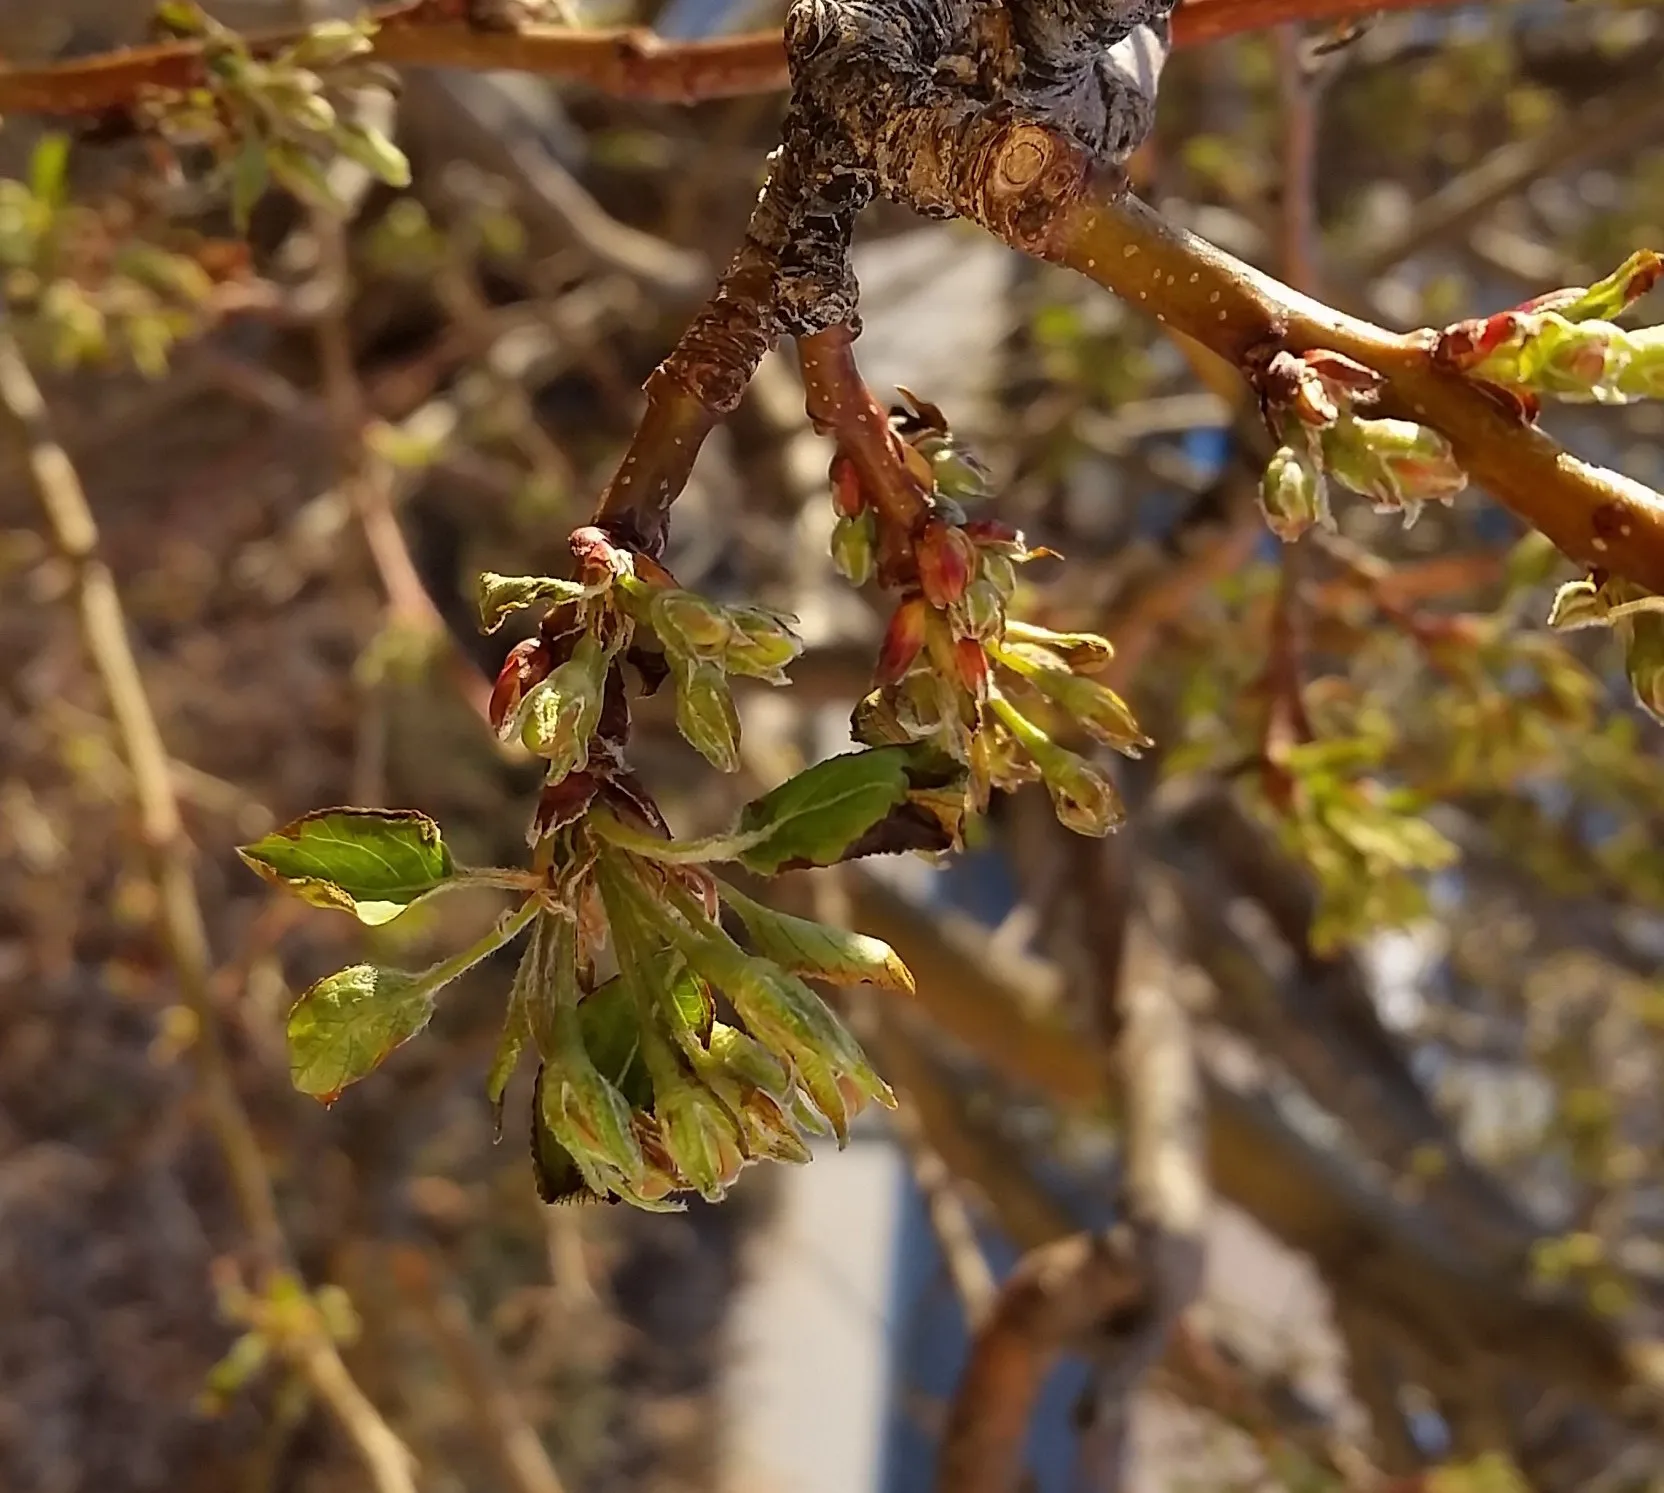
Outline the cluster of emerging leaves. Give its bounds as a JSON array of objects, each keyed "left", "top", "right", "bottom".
[
  {"left": 142, "top": 4, "right": 411, "bottom": 224},
  {"left": 0, "top": 135, "right": 227, "bottom": 374},
  {"left": 833, "top": 394, "right": 1151, "bottom": 835},
  {"left": 241, "top": 518, "right": 1005, "bottom": 1206},
  {"left": 1255, "top": 347, "right": 1467, "bottom": 539}
]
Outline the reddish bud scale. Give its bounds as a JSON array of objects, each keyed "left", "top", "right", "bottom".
[
  {"left": 962, "top": 518, "right": 1021, "bottom": 548},
  {"left": 568, "top": 525, "right": 631, "bottom": 583},
  {"left": 953, "top": 638, "right": 990, "bottom": 699},
  {"left": 830, "top": 455, "right": 866, "bottom": 518},
  {"left": 916, "top": 520, "right": 975, "bottom": 609},
  {"left": 876, "top": 596, "right": 929, "bottom": 685},
  {"left": 490, "top": 637, "right": 553, "bottom": 737}
]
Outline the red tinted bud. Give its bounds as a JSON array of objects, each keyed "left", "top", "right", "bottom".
[
  {"left": 568, "top": 525, "right": 631, "bottom": 583},
  {"left": 962, "top": 518, "right": 1021, "bottom": 548},
  {"left": 954, "top": 638, "right": 989, "bottom": 700},
  {"left": 830, "top": 454, "right": 866, "bottom": 518},
  {"left": 876, "top": 597, "right": 929, "bottom": 685},
  {"left": 489, "top": 637, "right": 553, "bottom": 738},
  {"left": 917, "top": 520, "right": 975, "bottom": 609}
]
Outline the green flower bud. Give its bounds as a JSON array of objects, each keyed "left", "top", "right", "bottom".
[
  {"left": 1259, "top": 444, "right": 1330, "bottom": 540},
  {"left": 991, "top": 692, "right": 1125, "bottom": 836},
  {"left": 995, "top": 645, "right": 1150, "bottom": 756},
  {"left": 674, "top": 658, "right": 742, "bottom": 772},
  {"left": 542, "top": 1002, "right": 646, "bottom": 1188},
  {"left": 705, "top": 1022, "right": 793, "bottom": 1101},
  {"left": 918, "top": 435, "right": 992, "bottom": 503},
  {"left": 1618, "top": 328, "right": 1664, "bottom": 400},
  {"left": 1623, "top": 612, "right": 1664, "bottom": 723},
  {"left": 979, "top": 550, "right": 1018, "bottom": 600},
  {"left": 831, "top": 512, "right": 877, "bottom": 586},
  {"left": 635, "top": 1015, "right": 746, "bottom": 1201},
  {"left": 723, "top": 606, "right": 803, "bottom": 681},
  {"left": 957, "top": 578, "right": 1005, "bottom": 641},
  {"left": 651, "top": 587, "right": 733, "bottom": 658},
  {"left": 517, "top": 633, "right": 605, "bottom": 778}
]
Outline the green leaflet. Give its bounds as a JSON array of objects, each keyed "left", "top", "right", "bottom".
[{"left": 238, "top": 808, "right": 455, "bottom": 926}]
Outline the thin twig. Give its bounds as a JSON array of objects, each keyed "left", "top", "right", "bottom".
[
  {"left": 393, "top": 1246, "right": 571, "bottom": 1493},
  {"left": 0, "top": 320, "right": 419, "bottom": 1493},
  {"left": 0, "top": 0, "right": 1477, "bottom": 117}
]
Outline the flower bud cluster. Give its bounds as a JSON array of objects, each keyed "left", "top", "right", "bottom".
[
  {"left": 1254, "top": 349, "right": 1467, "bottom": 536},
  {"left": 481, "top": 527, "right": 806, "bottom": 836},
  {"left": 505, "top": 844, "right": 900, "bottom": 1209},
  {"left": 1436, "top": 251, "right": 1664, "bottom": 407},
  {"left": 830, "top": 397, "right": 1142, "bottom": 836},
  {"left": 137, "top": 10, "right": 411, "bottom": 223}
]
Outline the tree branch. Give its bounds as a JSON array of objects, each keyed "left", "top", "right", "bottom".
[
  {"left": 0, "top": 0, "right": 1474, "bottom": 118},
  {"left": 967, "top": 154, "right": 1664, "bottom": 590},
  {"left": 0, "top": 321, "right": 419, "bottom": 1493},
  {"left": 934, "top": 839, "right": 1207, "bottom": 1493}
]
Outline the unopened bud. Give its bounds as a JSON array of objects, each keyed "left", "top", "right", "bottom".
[
  {"left": 543, "top": 1007, "right": 646, "bottom": 1187},
  {"left": 917, "top": 520, "right": 975, "bottom": 609},
  {"left": 651, "top": 588, "right": 732, "bottom": 657},
  {"left": 1322, "top": 416, "right": 1467, "bottom": 523},
  {"left": 1040, "top": 748, "right": 1126, "bottom": 836},
  {"left": 674, "top": 658, "right": 742, "bottom": 772},
  {"left": 518, "top": 634, "right": 606, "bottom": 777},
  {"left": 1624, "top": 612, "right": 1664, "bottom": 723},
  {"left": 918, "top": 435, "right": 992, "bottom": 503},
  {"left": 831, "top": 512, "right": 877, "bottom": 586},
  {"left": 652, "top": 1068, "right": 747, "bottom": 1200},
  {"left": 724, "top": 607, "right": 803, "bottom": 681},
  {"left": 958, "top": 577, "right": 1005, "bottom": 640},
  {"left": 876, "top": 597, "right": 930, "bottom": 684},
  {"left": 1002, "top": 621, "right": 1114, "bottom": 674},
  {"left": 489, "top": 637, "right": 554, "bottom": 737},
  {"left": 1259, "top": 444, "right": 1330, "bottom": 541},
  {"left": 830, "top": 454, "right": 866, "bottom": 518},
  {"left": 996, "top": 645, "right": 1150, "bottom": 755}
]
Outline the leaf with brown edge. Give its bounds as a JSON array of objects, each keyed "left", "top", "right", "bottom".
[
  {"left": 735, "top": 745, "right": 968, "bottom": 874},
  {"left": 238, "top": 808, "right": 455, "bottom": 925},
  {"left": 719, "top": 883, "right": 914, "bottom": 994},
  {"left": 287, "top": 964, "right": 436, "bottom": 1104}
]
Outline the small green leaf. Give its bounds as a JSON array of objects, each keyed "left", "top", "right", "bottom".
[
  {"left": 239, "top": 808, "right": 455, "bottom": 924},
  {"left": 287, "top": 964, "right": 435, "bottom": 1102},
  {"left": 29, "top": 134, "right": 70, "bottom": 209},
  {"left": 477, "top": 571, "right": 590, "bottom": 633},
  {"left": 720, "top": 883, "right": 913, "bottom": 993},
  {"left": 229, "top": 140, "right": 269, "bottom": 233},
  {"left": 735, "top": 747, "right": 914, "bottom": 875}
]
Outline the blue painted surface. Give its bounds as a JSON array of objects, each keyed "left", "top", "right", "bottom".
[{"left": 880, "top": 1172, "right": 1093, "bottom": 1493}]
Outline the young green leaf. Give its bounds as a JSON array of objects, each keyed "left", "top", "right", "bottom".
[
  {"left": 239, "top": 808, "right": 455, "bottom": 925},
  {"left": 735, "top": 745, "right": 959, "bottom": 875},
  {"left": 287, "top": 964, "right": 437, "bottom": 1103},
  {"left": 720, "top": 883, "right": 914, "bottom": 994},
  {"left": 476, "top": 572, "right": 590, "bottom": 633}
]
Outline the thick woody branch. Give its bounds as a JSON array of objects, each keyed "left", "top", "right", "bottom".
[{"left": 931, "top": 132, "right": 1664, "bottom": 590}]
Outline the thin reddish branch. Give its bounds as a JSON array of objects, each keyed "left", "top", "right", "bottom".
[
  {"left": 0, "top": 0, "right": 1477, "bottom": 118},
  {"left": 798, "top": 325, "right": 931, "bottom": 580}
]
